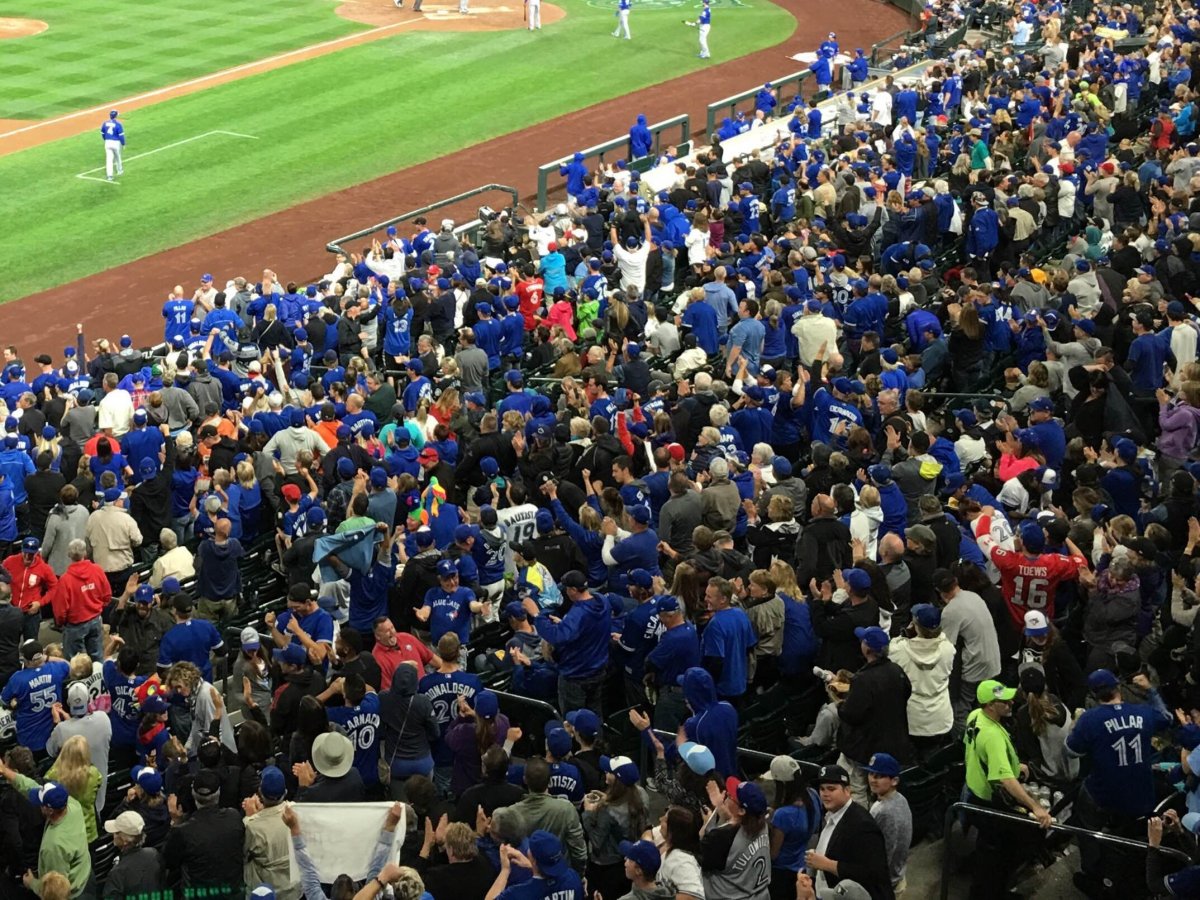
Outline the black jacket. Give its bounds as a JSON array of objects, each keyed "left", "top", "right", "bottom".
[
  {"left": 269, "top": 668, "right": 326, "bottom": 742},
  {"left": 162, "top": 806, "right": 245, "bottom": 891},
  {"left": 810, "top": 597, "right": 880, "bottom": 673},
  {"left": 821, "top": 801, "right": 896, "bottom": 900},
  {"left": 794, "top": 517, "right": 853, "bottom": 588},
  {"left": 837, "top": 657, "right": 913, "bottom": 764}
]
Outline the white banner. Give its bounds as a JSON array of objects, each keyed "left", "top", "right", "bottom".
[{"left": 289, "top": 802, "right": 406, "bottom": 883}]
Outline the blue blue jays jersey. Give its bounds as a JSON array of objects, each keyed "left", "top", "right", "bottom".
[
  {"left": 618, "top": 0, "right": 630, "bottom": 9},
  {"left": 699, "top": 6, "right": 711, "bottom": 24},
  {"left": 101, "top": 120, "right": 125, "bottom": 143},
  {"left": 162, "top": 299, "right": 195, "bottom": 342}
]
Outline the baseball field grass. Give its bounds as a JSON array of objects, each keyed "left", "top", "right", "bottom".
[
  {"left": 0, "top": 0, "right": 366, "bottom": 118},
  {"left": 0, "top": 0, "right": 794, "bottom": 304}
]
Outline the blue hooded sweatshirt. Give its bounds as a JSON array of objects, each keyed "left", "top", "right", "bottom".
[{"left": 681, "top": 667, "right": 739, "bottom": 778}]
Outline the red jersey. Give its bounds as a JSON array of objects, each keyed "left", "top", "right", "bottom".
[
  {"left": 515, "top": 280, "right": 545, "bottom": 330},
  {"left": 987, "top": 545, "right": 1085, "bottom": 627}
]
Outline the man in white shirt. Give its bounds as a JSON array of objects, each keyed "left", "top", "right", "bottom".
[
  {"left": 193, "top": 273, "right": 218, "bottom": 313},
  {"left": 793, "top": 300, "right": 839, "bottom": 366},
  {"left": 610, "top": 218, "right": 653, "bottom": 293},
  {"left": 97, "top": 372, "right": 135, "bottom": 438},
  {"left": 870, "top": 89, "right": 893, "bottom": 129},
  {"left": 805, "top": 764, "right": 893, "bottom": 897}
]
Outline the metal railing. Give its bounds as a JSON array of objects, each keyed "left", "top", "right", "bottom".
[
  {"left": 534, "top": 115, "right": 692, "bottom": 210},
  {"left": 704, "top": 70, "right": 811, "bottom": 139},
  {"left": 324, "top": 183, "right": 520, "bottom": 258},
  {"left": 869, "top": 28, "right": 915, "bottom": 66},
  {"left": 941, "top": 801, "right": 1192, "bottom": 900}
]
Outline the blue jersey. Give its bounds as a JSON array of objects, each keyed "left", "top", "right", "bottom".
[
  {"left": 646, "top": 622, "right": 700, "bottom": 687},
  {"left": 682, "top": 301, "right": 720, "bottom": 355},
  {"left": 424, "top": 586, "right": 475, "bottom": 644},
  {"left": 326, "top": 692, "right": 382, "bottom": 786},
  {"left": 382, "top": 306, "right": 413, "bottom": 358},
  {"left": 698, "top": 6, "right": 711, "bottom": 24},
  {"left": 616, "top": 600, "right": 664, "bottom": 680},
  {"left": 162, "top": 299, "right": 196, "bottom": 343},
  {"left": 1, "top": 659, "right": 69, "bottom": 752},
  {"left": 1066, "top": 692, "right": 1170, "bottom": 816},
  {"left": 348, "top": 559, "right": 395, "bottom": 633},
  {"left": 590, "top": 397, "right": 618, "bottom": 431},
  {"left": 101, "top": 120, "right": 125, "bottom": 144},
  {"left": 403, "top": 377, "right": 432, "bottom": 413},
  {"left": 699, "top": 607, "right": 756, "bottom": 697},
  {"left": 498, "top": 873, "right": 585, "bottom": 900},
  {"left": 157, "top": 619, "right": 224, "bottom": 682},
  {"left": 274, "top": 608, "right": 335, "bottom": 650},
  {"left": 809, "top": 386, "right": 864, "bottom": 448},
  {"left": 419, "top": 670, "right": 482, "bottom": 765},
  {"left": 103, "top": 660, "right": 146, "bottom": 749}
]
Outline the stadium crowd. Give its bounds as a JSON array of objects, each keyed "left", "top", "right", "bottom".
[{"left": 11, "top": 0, "right": 1200, "bottom": 898}]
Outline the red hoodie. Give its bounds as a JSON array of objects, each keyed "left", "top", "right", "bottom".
[
  {"left": 2, "top": 553, "right": 57, "bottom": 612},
  {"left": 50, "top": 559, "right": 112, "bottom": 626}
]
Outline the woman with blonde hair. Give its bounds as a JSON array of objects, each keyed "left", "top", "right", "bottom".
[
  {"left": 48, "top": 734, "right": 102, "bottom": 840},
  {"left": 226, "top": 459, "right": 263, "bottom": 542},
  {"left": 431, "top": 387, "right": 460, "bottom": 436},
  {"left": 850, "top": 484, "right": 884, "bottom": 560}
]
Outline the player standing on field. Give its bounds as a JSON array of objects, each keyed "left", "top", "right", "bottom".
[
  {"left": 613, "top": 0, "right": 631, "bottom": 40},
  {"left": 972, "top": 511, "right": 1087, "bottom": 627},
  {"left": 526, "top": 0, "right": 541, "bottom": 30},
  {"left": 101, "top": 110, "right": 125, "bottom": 182},
  {"left": 692, "top": 0, "right": 712, "bottom": 59}
]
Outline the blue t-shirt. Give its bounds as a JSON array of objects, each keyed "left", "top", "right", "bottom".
[
  {"left": 424, "top": 586, "right": 476, "bottom": 644},
  {"left": 728, "top": 317, "right": 766, "bottom": 374},
  {"left": 1, "top": 659, "right": 69, "bottom": 752},
  {"left": 1066, "top": 693, "right": 1171, "bottom": 817},
  {"left": 103, "top": 660, "right": 146, "bottom": 749},
  {"left": 158, "top": 619, "right": 224, "bottom": 682},
  {"left": 1126, "top": 332, "right": 1167, "bottom": 391},
  {"left": 771, "top": 793, "right": 823, "bottom": 871},
  {"left": 326, "top": 692, "right": 382, "bottom": 786},
  {"left": 700, "top": 607, "right": 756, "bottom": 697}
]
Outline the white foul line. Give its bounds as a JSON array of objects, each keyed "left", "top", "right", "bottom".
[
  {"left": 0, "top": 21, "right": 419, "bottom": 141},
  {"left": 76, "top": 130, "right": 259, "bottom": 184}
]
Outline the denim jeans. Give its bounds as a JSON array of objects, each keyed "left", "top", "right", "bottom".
[
  {"left": 63, "top": 616, "right": 103, "bottom": 660},
  {"left": 558, "top": 672, "right": 605, "bottom": 721}
]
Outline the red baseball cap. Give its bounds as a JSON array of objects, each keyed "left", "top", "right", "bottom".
[
  {"left": 667, "top": 443, "right": 685, "bottom": 462},
  {"left": 281, "top": 484, "right": 301, "bottom": 503},
  {"left": 418, "top": 448, "right": 439, "bottom": 463}
]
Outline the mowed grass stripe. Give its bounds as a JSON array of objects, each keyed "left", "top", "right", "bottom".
[
  {"left": 0, "top": 0, "right": 365, "bottom": 117},
  {"left": 0, "top": 0, "right": 794, "bottom": 301}
]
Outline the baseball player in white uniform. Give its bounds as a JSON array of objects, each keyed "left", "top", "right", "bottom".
[
  {"left": 100, "top": 110, "right": 125, "bottom": 182},
  {"left": 686, "top": 0, "right": 711, "bottom": 58},
  {"left": 613, "top": 0, "right": 631, "bottom": 39},
  {"left": 526, "top": 0, "right": 541, "bottom": 29}
]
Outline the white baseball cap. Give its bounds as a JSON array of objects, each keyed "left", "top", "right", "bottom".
[
  {"left": 104, "top": 810, "right": 145, "bottom": 837},
  {"left": 1024, "top": 610, "right": 1049, "bottom": 636},
  {"left": 67, "top": 682, "right": 90, "bottom": 716}
]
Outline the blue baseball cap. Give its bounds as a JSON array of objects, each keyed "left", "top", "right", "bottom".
[
  {"left": 911, "top": 603, "right": 941, "bottom": 629},
  {"left": 28, "top": 782, "right": 69, "bottom": 810},
  {"left": 679, "top": 742, "right": 716, "bottom": 775},
  {"left": 854, "top": 625, "right": 890, "bottom": 652},
  {"left": 546, "top": 727, "right": 572, "bottom": 758},
  {"left": 273, "top": 643, "right": 308, "bottom": 667},
  {"left": 437, "top": 559, "right": 458, "bottom": 579},
  {"left": 258, "top": 765, "right": 286, "bottom": 800},
  {"left": 502, "top": 601, "right": 527, "bottom": 622},
  {"left": 842, "top": 568, "right": 872, "bottom": 593},
  {"left": 565, "top": 708, "right": 600, "bottom": 738},
  {"left": 134, "top": 584, "right": 155, "bottom": 604},
  {"left": 528, "top": 831, "right": 571, "bottom": 879},
  {"left": 861, "top": 752, "right": 901, "bottom": 778},
  {"left": 619, "top": 840, "right": 661, "bottom": 877},
  {"left": 1087, "top": 669, "right": 1119, "bottom": 692},
  {"left": 132, "top": 764, "right": 164, "bottom": 795},
  {"left": 472, "top": 690, "right": 499, "bottom": 718}
]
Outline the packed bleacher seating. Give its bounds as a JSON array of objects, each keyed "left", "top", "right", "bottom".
[{"left": 13, "top": 0, "right": 1200, "bottom": 897}]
